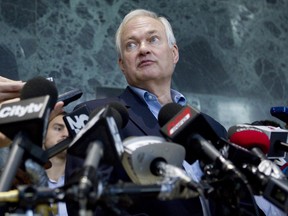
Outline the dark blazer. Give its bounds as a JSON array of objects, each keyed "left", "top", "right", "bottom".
[
  {"left": 78, "top": 86, "right": 227, "bottom": 140},
  {"left": 65, "top": 86, "right": 228, "bottom": 216}
]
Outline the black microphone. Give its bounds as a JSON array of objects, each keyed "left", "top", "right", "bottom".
[
  {"left": 0, "top": 76, "right": 58, "bottom": 191},
  {"left": 158, "top": 104, "right": 249, "bottom": 166},
  {"left": 45, "top": 137, "right": 73, "bottom": 159},
  {"left": 0, "top": 76, "right": 58, "bottom": 145},
  {"left": 44, "top": 104, "right": 90, "bottom": 159},
  {"left": 158, "top": 104, "right": 265, "bottom": 215},
  {"left": 67, "top": 102, "right": 128, "bottom": 164},
  {"left": 158, "top": 103, "right": 260, "bottom": 167},
  {"left": 270, "top": 106, "right": 288, "bottom": 124},
  {"left": 57, "top": 88, "right": 83, "bottom": 107},
  {"left": 46, "top": 102, "right": 128, "bottom": 160},
  {"left": 63, "top": 103, "right": 128, "bottom": 214},
  {"left": 63, "top": 104, "right": 90, "bottom": 137}
]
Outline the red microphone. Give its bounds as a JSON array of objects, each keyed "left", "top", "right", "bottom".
[
  {"left": 229, "top": 128, "right": 270, "bottom": 159},
  {"left": 229, "top": 126, "right": 286, "bottom": 180}
]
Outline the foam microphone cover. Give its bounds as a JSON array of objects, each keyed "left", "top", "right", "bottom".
[
  {"left": 20, "top": 76, "right": 58, "bottom": 107},
  {"left": 158, "top": 103, "right": 183, "bottom": 127},
  {"left": 229, "top": 130, "right": 270, "bottom": 154},
  {"left": 88, "top": 102, "right": 129, "bottom": 129},
  {"left": 108, "top": 102, "right": 129, "bottom": 128}
]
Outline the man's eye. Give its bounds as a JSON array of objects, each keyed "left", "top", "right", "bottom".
[
  {"left": 150, "top": 36, "right": 159, "bottom": 44},
  {"left": 126, "top": 42, "right": 137, "bottom": 50},
  {"left": 54, "top": 126, "right": 62, "bottom": 131}
]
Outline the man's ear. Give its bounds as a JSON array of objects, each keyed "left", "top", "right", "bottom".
[
  {"left": 118, "top": 58, "right": 125, "bottom": 75},
  {"left": 172, "top": 44, "right": 179, "bottom": 64}
]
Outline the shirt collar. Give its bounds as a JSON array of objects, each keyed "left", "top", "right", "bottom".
[{"left": 129, "top": 86, "right": 187, "bottom": 105}]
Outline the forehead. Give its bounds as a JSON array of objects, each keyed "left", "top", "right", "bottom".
[
  {"left": 121, "top": 16, "right": 165, "bottom": 38},
  {"left": 50, "top": 114, "right": 64, "bottom": 125}
]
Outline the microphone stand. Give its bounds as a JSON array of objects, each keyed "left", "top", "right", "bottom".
[
  {"left": 0, "top": 132, "right": 49, "bottom": 192},
  {"left": 0, "top": 175, "right": 205, "bottom": 216},
  {"left": 199, "top": 162, "right": 261, "bottom": 216},
  {"left": 76, "top": 140, "right": 103, "bottom": 216}
]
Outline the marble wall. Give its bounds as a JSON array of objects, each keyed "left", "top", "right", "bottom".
[{"left": 0, "top": 0, "right": 287, "bottom": 130}]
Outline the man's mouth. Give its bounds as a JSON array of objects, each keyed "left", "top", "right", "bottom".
[{"left": 138, "top": 60, "right": 154, "bottom": 67}]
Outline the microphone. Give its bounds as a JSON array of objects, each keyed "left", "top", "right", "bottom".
[
  {"left": 67, "top": 102, "right": 128, "bottom": 164},
  {"left": 228, "top": 124, "right": 288, "bottom": 159},
  {"left": 158, "top": 103, "right": 256, "bottom": 168},
  {"left": 270, "top": 106, "right": 288, "bottom": 124},
  {"left": 45, "top": 102, "right": 128, "bottom": 160},
  {"left": 63, "top": 103, "right": 128, "bottom": 214},
  {"left": 63, "top": 104, "right": 90, "bottom": 137},
  {"left": 227, "top": 125, "right": 288, "bottom": 212},
  {"left": 228, "top": 126, "right": 285, "bottom": 179},
  {"left": 44, "top": 104, "right": 90, "bottom": 160},
  {"left": 77, "top": 140, "right": 104, "bottom": 216},
  {"left": 122, "top": 136, "right": 186, "bottom": 185},
  {"left": 45, "top": 137, "right": 73, "bottom": 159},
  {"left": 159, "top": 103, "right": 215, "bottom": 164},
  {"left": 121, "top": 136, "right": 202, "bottom": 200},
  {"left": 57, "top": 88, "right": 83, "bottom": 107},
  {"left": 0, "top": 76, "right": 58, "bottom": 145},
  {"left": 158, "top": 104, "right": 265, "bottom": 214},
  {"left": 228, "top": 127, "right": 270, "bottom": 159},
  {"left": 0, "top": 76, "right": 58, "bottom": 191}
]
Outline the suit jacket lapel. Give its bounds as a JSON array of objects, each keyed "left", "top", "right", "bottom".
[{"left": 118, "top": 87, "right": 162, "bottom": 137}]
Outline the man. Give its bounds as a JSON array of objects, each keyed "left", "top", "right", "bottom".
[
  {"left": 43, "top": 111, "right": 69, "bottom": 216},
  {"left": 66, "top": 9, "right": 228, "bottom": 216},
  {"left": 67, "top": 8, "right": 288, "bottom": 216}
]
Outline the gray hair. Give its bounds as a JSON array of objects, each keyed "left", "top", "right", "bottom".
[{"left": 115, "top": 9, "right": 176, "bottom": 57}]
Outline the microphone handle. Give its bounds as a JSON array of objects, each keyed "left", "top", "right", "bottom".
[
  {"left": 78, "top": 141, "right": 103, "bottom": 216},
  {"left": 78, "top": 140, "right": 104, "bottom": 197},
  {"left": 83, "top": 140, "right": 104, "bottom": 168},
  {"left": 0, "top": 132, "right": 26, "bottom": 192},
  {"left": 276, "top": 141, "right": 288, "bottom": 152},
  {"left": 251, "top": 147, "right": 266, "bottom": 160},
  {"left": 105, "top": 183, "right": 165, "bottom": 198},
  {"left": 46, "top": 137, "right": 72, "bottom": 159}
]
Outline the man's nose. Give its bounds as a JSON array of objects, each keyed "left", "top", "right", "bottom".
[
  {"left": 139, "top": 41, "right": 150, "bottom": 54},
  {"left": 62, "top": 128, "right": 69, "bottom": 138}
]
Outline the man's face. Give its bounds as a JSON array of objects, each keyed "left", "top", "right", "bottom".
[
  {"left": 118, "top": 16, "right": 179, "bottom": 88},
  {"left": 43, "top": 114, "right": 68, "bottom": 151}
]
